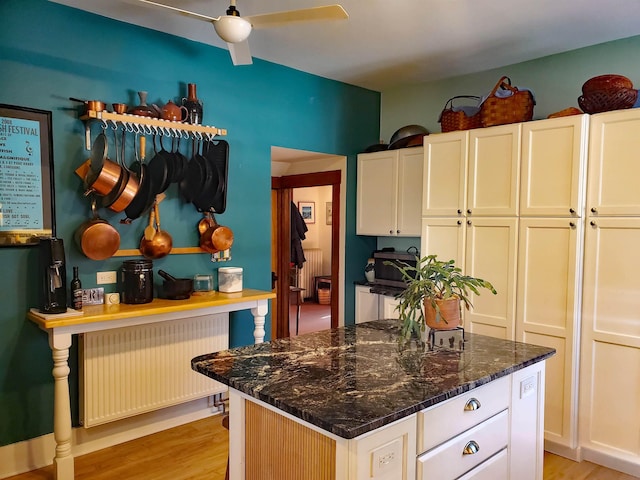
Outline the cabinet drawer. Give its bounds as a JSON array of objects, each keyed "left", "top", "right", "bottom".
[
  {"left": 417, "top": 410, "right": 509, "bottom": 480},
  {"left": 457, "top": 448, "right": 508, "bottom": 480},
  {"left": 417, "top": 375, "right": 509, "bottom": 453}
]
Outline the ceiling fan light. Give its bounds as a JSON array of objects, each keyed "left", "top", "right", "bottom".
[{"left": 214, "top": 16, "right": 252, "bottom": 43}]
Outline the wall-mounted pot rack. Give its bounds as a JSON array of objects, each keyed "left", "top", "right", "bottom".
[
  {"left": 80, "top": 110, "right": 227, "bottom": 150},
  {"left": 77, "top": 109, "right": 230, "bottom": 259}
]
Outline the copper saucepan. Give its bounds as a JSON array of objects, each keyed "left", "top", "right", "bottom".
[
  {"left": 199, "top": 212, "right": 233, "bottom": 254},
  {"left": 104, "top": 130, "right": 139, "bottom": 212},
  {"left": 74, "top": 199, "right": 120, "bottom": 260},
  {"left": 69, "top": 97, "right": 107, "bottom": 113}
]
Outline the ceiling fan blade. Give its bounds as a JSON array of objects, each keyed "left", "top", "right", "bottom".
[
  {"left": 134, "top": 0, "right": 219, "bottom": 23},
  {"left": 246, "top": 4, "right": 348, "bottom": 29},
  {"left": 228, "top": 40, "right": 253, "bottom": 66}
]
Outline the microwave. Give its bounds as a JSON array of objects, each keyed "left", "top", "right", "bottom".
[{"left": 372, "top": 251, "right": 418, "bottom": 288}]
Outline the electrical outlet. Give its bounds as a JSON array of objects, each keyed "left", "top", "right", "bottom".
[
  {"left": 96, "top": 271, "right": 117, "bottom": 285},
  {"left": 370, "top": 438, "right": 403, "bottom": 478}
]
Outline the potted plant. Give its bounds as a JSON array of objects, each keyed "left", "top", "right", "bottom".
[{"left": 385, "top": 255, "right": 496, "bottom": 339}]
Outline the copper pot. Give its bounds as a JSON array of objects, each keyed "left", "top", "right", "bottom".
[
  {"left": 199, "top": 213, "right": 233, "bottom": 253},
  {"left": 74, "top": 200, "right": 120, "bottom": 260},
  {"left": 69, "top": 97, "right": 107, "bottom": 113},
  {"left": 84, "top": 157, "right": 123, "bottom": 196},
  {"left": 105, "top": 130, "right": 139, "bottom": 212}
]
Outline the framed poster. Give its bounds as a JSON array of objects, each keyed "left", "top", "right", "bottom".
[
  {"left": 0, "top": 104, "right": 56, "bottom": 246},
  {"left": 298, "top": 201, "right": 315, "bottom": 224}
]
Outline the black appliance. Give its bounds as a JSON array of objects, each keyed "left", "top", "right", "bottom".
[
  {"left": 38, "top": 237, "right": 67, "bottom": 314},
  {"left": 372, "top": 251, "right": 418, "bottom": 288}
]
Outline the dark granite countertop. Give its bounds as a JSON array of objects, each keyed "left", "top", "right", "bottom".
[
  {"left": 354, "top": 280, "right": 405, "bottom": 297},
  {"left": 192, "top": 319, "right": 555, "bottom": 439}
]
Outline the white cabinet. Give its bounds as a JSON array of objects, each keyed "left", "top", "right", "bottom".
[
  {"left": 355, "top": 285, "right": 379, "bottom": 324},
  {"left": 464, "top": 217, "right": 518, "bottom": 340},
  {"left": 467, "top": 124, "right": 521, "bottom": 216},
  {"left": 422, "top": 127, "right": 520, "bottom": 340},
  {"left": 520, "top": 115, "right": 588, "bottom": 217},
  {"left": 516, "top": 218, "right": 583, "bottom": 454},
  {"left": 380, "top": 295, "right": 400, "bottom": 320},
  {"left": 416, "top": 363, "right": 545, "bottom": 480},
  {"left": 579, "top": 109, "right": 640, "bottom": 475},
  {"left": 354, "top": 286, "right": 400, "bottom": 324},
  {"left": 422, "top": 131, "right": 467, "bottom": 217},
  {"left": 586, "top": 109, "right": 640, "bottom": 216},
  {"left": 422, "top": 125, "right": 520, "bottom": 218},
  {"left": 357, "top": 147, "right": 424, "bottom": 236}
]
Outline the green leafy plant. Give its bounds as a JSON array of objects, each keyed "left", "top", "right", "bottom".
[{"left": 385, "top": 255, "right": 497, "bottom": 339}]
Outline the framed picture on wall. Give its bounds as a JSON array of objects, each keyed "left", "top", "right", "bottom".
[
  {"left": 298, "top": 201, "right": 315, "bottom": 224},
  {"left": 326, "top": 202, "right": 332, "bottom": 225},
  {"left": 0, "top": 104, "right": 56, "bottom": 246}
]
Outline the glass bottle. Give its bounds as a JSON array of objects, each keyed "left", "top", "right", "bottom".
[
  {"left": 182, "top": 83, "right": 203, "bottom": 125},
  {"left": 71, "top": 266, "right": 83, "bottom": 310}
]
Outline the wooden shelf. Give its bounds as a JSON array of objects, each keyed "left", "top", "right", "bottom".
[
  {"left": 113, "top": 246, "right": 208, "bottom": 257},
  {"left": 81, "top": 110, "right": 226, "bottom": 149}
]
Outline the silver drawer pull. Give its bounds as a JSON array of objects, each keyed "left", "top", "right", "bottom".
[
  {"left": 464, "top": 398, "right": 481, "bottom": 411},
  {"left": 463, "top": 440, "right": 480, "bottom": 455}
]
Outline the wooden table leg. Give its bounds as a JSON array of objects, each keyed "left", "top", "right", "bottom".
[{"left": 48, "top": 330, "right": 74, "bottom": 480}]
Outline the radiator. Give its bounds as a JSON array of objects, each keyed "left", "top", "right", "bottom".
[
  {"left": 79, "top": 313, "right": 228, "bottom": 428},
  {"left": 300, "top": 248, "right": 323, "bottom": 300}
]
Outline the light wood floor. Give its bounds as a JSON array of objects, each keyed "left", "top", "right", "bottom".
[{"left": 6, "top": 414, "right": 638, "bottom": 480}]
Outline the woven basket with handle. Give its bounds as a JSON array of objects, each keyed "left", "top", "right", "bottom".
[
  {"left": 480, "top": 76, "right": 535, "bottom": 127},
  {"left": 438, "top": 95, "right": 483, "bottom": 132}
]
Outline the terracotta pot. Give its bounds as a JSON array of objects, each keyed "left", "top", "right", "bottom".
[{"left": 424, "top": 297, "right": 461, "bottom": 330}]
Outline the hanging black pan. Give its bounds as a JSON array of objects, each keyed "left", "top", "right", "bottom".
[
  {"left": 179, "top": 139, "right": 208, "bottom": 203},
  {"left": 122, "top": 135, "right": 154, "bottom": 223},
  {"left": 191, "top": 140, "right": 218, "bottom": 211},
  {"left": 209, "top": 139, "right": 229, "bottom": 214},
  {"left": 192, "top": 139, "right": 227, "bottom": 212},
  {"left": 147, "top": 134, "right": 172, "bottom": 195}
]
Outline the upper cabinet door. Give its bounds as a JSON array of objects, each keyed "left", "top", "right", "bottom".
[
  {"left": 521, "top": 115, "right": 588, "bottom": 217},
  {"left": 587, "top": 109, "right": 640, "bottom": 216},
  {"left": 423, "top": 131, "right": 468, "bottom": 217},
  {"left": 397, "top": 147, "right": 424, "bottom": 236},
  {"left": 468, "top": 125, "right": 521, "bottom": 216},
  {"left": 357, "top": 151, "right": 398, "bottom": 235}
]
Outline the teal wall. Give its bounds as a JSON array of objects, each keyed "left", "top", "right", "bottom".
[
  {"left": 0, "top": 0, "right": 379, "bottom": 446},
  {"left": 381, "top": 35, "right": 640, "bottom": 141}
]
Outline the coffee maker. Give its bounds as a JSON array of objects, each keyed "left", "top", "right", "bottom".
[{"left": 38, "top": 237, "right": 68, "bottom": 314}]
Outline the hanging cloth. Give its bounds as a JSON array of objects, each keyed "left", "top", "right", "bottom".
[{"left": 291, "top": 201, "right": 308, "bottom": 268}]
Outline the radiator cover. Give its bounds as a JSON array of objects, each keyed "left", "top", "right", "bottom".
[{"left": 79, "top": 313, "right": 228, "bottom": 427}]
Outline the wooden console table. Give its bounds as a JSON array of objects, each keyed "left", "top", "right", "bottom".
[{"left": 27, "top": 289, "right": 275, "bottom": 480}]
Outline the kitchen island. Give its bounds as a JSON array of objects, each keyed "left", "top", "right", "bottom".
[{"left": 192, "top": 319, "right": 555, "bottom": 480}]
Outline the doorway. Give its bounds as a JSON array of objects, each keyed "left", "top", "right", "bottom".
[
  {"left": 270, "top": 148, "right": 346, "bottom": 339},
  {"left": 272, "top": 171, "right": 341, "bottom": 338}
]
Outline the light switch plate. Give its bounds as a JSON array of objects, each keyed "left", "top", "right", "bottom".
[{"left": 520, "top": 375, "right": 536, "bottom": 399}]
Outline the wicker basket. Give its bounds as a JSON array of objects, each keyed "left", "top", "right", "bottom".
[
  {"left": 318, "top": 288, "right": 331, "bottom": 305},
  {"left": 577, "top": 88, "right": 638, "bottom": 114},
  {"left": 438, "top": 96, "right": 483, "bottom": 132},
  {"left": 480, "top": 76, "right": 535, "bottom": 127}
]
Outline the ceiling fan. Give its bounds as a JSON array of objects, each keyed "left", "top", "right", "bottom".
[{"left": 134, "top": 0, "right": 349, "bottom": 65}]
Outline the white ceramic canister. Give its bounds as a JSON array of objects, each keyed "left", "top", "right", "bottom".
[{"left": 218, "top": 267, "right": 243, "bottom": 293}]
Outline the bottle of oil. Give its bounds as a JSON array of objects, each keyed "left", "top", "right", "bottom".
[{"left": 71, "top": 266, "right": 83, "bottom": 310}]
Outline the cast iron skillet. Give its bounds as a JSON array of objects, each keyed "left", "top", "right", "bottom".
[
  {"left": 122, "top": 136, "right": 155, "bottom": 223},
  {"left": 192, "top": 139, "right": 228, "bottom": 213},
  {"left": 179, "top": 139, "right": 208, "bottom": 203},
  {"left": 147, "top": 135, "right": 172, "bottom": 195}
]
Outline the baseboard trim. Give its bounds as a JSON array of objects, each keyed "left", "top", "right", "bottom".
[
  {"left": 0, "top": 398, "right": 217, "bottom": 478},
  {"left": 581, "top": 447, "right": 640, "bottom": 477},
  {"left": 544, "top": 439, "right": 581, "bottom": 462}
]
